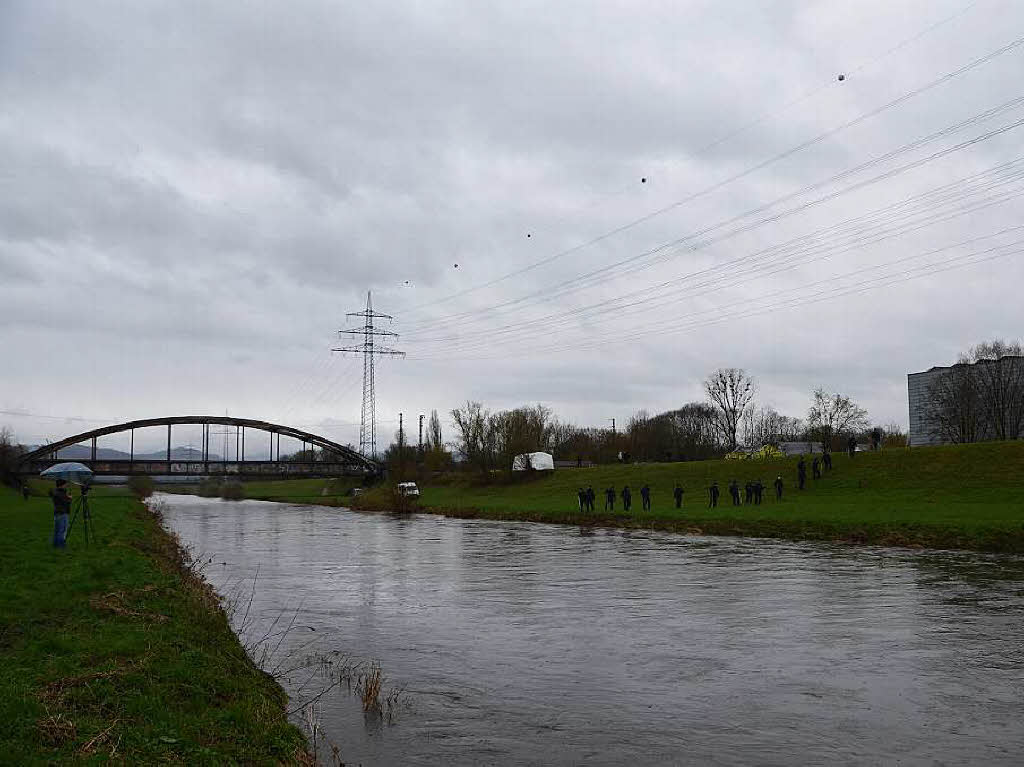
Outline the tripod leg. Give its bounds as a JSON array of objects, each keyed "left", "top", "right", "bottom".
[
  {"left": 82, "top": 501, "right": 91, "bottom": 546},
  {"left": 68, "top": 503, "right": 80, "bottom": 537}
]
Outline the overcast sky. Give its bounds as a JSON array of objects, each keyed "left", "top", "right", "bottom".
[{"left": 2, "top": 0, "right": 1023, "bottom": 453}]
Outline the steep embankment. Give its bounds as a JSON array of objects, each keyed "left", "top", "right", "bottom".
[{"left": 0, "top": 485, "right": 309, "bottom": 763}]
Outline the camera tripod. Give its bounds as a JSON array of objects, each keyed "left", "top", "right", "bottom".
[{"left": 67, "top": 485, "right": 95, "bottom": 546}]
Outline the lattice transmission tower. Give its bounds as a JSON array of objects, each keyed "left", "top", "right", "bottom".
[{"left": 332, "top": 291, "right": 404, "bottom": 459}]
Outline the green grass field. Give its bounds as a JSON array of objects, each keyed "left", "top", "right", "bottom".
[
  {"left": 0, "top": 484, "right": 308, "bottom": 765},
  {"left": 334, "top": 442, "right": 1024, "bottom": 552}
]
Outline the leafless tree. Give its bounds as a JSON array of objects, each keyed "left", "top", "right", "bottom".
[
  {"left": 966, "top": 340, "right": 1024, "bottom": 441},
  {"left": 0, "top": 426, "right": 24, "bottom": 485},
  {"left": 923, "top": 339, "right": 1024, "bottom": 443},
  {"left": 704, "top": 368, "right": 756, "bottom": 451},
  {"left": 924, "top": 363, "right": 980, "bottom": 444},
  {"left": 489, "top": 404, "right": 557, "bottom": 474},
  {"left": 450, "top": 401, "right": 491, "bottom": 475},
  {"left": 807, "top": 388, "right": 869, "bottom": 451},
  {"left": 741, "top": 406, "right": 803, "bottom": 448}
]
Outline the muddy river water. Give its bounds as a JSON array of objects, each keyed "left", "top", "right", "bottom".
[{"left": 157, "top": 494, "right": 1024, "bottom": 765}]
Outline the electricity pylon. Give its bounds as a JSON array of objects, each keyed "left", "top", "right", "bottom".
[{"left": 332, "top": 291, "right": 404, "bottom": 459}]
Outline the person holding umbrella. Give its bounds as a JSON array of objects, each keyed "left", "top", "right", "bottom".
[
  {"left": 41, "top": 462, "right": 94, "bottom": 547},
  {"left": 49, "top": 479, "right": 71, "bottom": 548}
]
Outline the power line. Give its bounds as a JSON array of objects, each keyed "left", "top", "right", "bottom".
[
  {"left": 405, "top": 99, "right": 1024, "bottom": 344},
  {"left": 463, "top": 1, "right": 985, "bottom": 255},
  {"left": 331, "top": 291, "right": 405, "bottom": 459},
  {"left": 408, "top": 138, "right": 1024, "bottom": 357},
  {"left": 414, "top": 162, "right": 1024, "bottom": 355},
  {"left": 406, "top": 160, "right": 1024, "bottom": 360},
  {"left": 399, "top": 32, "right": 1024, "bottom": 322},
  {"left": 410, "top": 230, "right": 1024, "bottom": 362}
]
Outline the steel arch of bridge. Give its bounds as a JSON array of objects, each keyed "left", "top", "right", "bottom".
[{"left": 18, "top": 415, "right": 380, "bottom": 478}]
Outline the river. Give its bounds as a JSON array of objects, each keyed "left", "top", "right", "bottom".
[{"left": 156, "top": 494, "right": 1024, "bottom": 766}]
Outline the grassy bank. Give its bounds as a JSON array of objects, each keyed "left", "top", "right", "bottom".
[
  {"left": 0, "top": 483, "right": 309, "bottom": 764},
  {"left": 261, "top": 442, "right": 1024, "bottom": 552}
]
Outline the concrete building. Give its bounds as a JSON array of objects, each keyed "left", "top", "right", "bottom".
[{"left": 908, "top": 356, "right": 1024, "bottom": 447}]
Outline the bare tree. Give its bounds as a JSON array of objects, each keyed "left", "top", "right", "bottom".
[
  {"left": 450, "top": 401, "right": 491, "bottom": 475},
  {"left": 490, "top": 404, "right": 556, "bottom": 473},
  {"left": 807, "top": 388, "right": 869, "bottom": 451},
  {"left": 966, "top": 340, "right": 1024, "bottom": 441},
  {"left": 741, "top": 406, "right": 802, "bottom": 448},
  {"left": 704, "top": 368, "right": 756, "bottom": 451},
  {"left": 0, "top": 426, "right": 24, "bottom": 486},
  {"left": 666, "top": 403, "right": 720, "bottom": 460},
  {"left": 923, "top": 339, "right": 1024, "bottom": 444},
  {"left": 924, "top": 363, "right": 980, "bottom": 444}
]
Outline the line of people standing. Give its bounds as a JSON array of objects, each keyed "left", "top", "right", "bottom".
[
  {"left": 576, "top": 483, "right": 679, "bottom": 513},
  {"left": 577, "top": 448, "right": 845, "bottom": 513}
]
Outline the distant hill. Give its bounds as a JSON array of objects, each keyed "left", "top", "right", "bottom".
[{"left": 27, "top": 445, "right": 223, "bottom": 461}]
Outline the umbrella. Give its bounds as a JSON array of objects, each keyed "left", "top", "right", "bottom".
[{"left": 40, "top": 462, "right": 94, "bottom": 485}]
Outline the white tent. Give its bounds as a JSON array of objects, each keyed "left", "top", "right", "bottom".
[{"left": 512, "top": 451, "right": 555, "bottom": 471}]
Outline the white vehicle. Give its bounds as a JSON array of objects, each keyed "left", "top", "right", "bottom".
[
  {"left": 396, "top": 481, "right": 420, "bottom": 497},
  {"left": 512, "top": 451, "right": 555, "bottom": 471}
]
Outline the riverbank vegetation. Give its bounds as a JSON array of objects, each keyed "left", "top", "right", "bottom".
[
  {"left": 0, "top": 483, "right": 308, "bottom": 763},
  {"left": 243, "top": 441, "right": 1024, "bottom": 553}
]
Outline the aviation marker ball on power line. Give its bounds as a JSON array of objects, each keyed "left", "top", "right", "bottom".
[
  {"left": 641, "top": 177, "right": 647, "bottom": 183},
  {"left": 838, "top": 74, "right": 846, "bottom": 81}
]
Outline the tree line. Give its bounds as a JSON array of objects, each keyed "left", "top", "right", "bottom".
[{"left": 409, "top": 368, "right": 901, "bottom": 477}]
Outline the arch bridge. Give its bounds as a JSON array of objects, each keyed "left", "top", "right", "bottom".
[{"left": 18, "top": 416, "right": 380, "bottom": 479}]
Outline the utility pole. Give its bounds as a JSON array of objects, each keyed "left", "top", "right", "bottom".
[
  {"left": 418, "top": 413, "right": 424, "bottom": 460},
  {"left": 332, "top": 291, "right": 404, "bottom": 460},
  {"left": 610, "top": 417, "right": 616, "bottom": 436},
  {"left": 399, "top": 412, "right": 404, "bottom": 449}
]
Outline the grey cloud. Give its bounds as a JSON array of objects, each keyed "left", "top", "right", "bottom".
[{"left": 2, "top": 0, "right": 1022, "bottom": 447}]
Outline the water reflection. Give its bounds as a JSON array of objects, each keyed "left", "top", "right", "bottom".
[{"left": 158, "top": 494, "right": 1024, "bottom": 766}]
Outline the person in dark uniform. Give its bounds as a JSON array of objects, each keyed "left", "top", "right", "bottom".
[
  {"left": 744, "top": 481, "right": 753, "bottom": 505},
  {"left": 797, "top": 457, "right": 807, "bottom": 490},
  {"left": 729, "top": 479, "right": 741, "bottom": 506},
  {"left": 812, "top": 457, "right": 821, "bottom": 480},
  {"left": 586, "top": 486, "right": 596, "bottom": 512},
  {"left": 605, "top": 486, "right": 615, "bottom": 511},
  {"left": 750, "top": 480, "right": 760, "bottom": 505},
  {"left": 673, "top": 484, "right": 684, "bottom": 508},
  {"left": 577, "top": 488, "right": 586, "bottom": 512},
  {"left": 21, "top": 481, "right": 30, "bottom": 501},
  {"left": 640, "top": 484, "right": 651, "bottom": 511},
  {"left": 823, "top": 451, "right": 832, "bottom": 471},
  {"left": 49, "top": 479, "right": 71, "bottom": 549},
  {"left": 708, "top": 481, "right": 720, "bottom": 508},
  {"left": 848, "top": 436, "right": 857, "bottom": 457},
  {"left": 774, "top": 476, "right": 784, "bottom": 501},
  {"left": 872, "top": 428, "right": 882, "bottom": 451},
  {"left": 621, "top": 485, "right": 632, "bottom": 512}
]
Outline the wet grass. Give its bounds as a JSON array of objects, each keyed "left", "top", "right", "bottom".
[
  {"left": 0, "top": 483, "right": 309, "bottom": 764},
  {"left": 335, "top": 442, "right": 1024, "bottom": 552}
]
